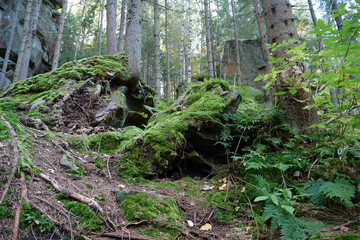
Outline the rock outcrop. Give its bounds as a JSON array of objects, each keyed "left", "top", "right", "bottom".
[
  {"left": 221, "top": 39, "right": 268, "bottom": 90},
  {"left": 0, "top": 0, "right": 62, "bottom": 87}
]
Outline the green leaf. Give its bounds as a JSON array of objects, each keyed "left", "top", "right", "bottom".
[
  {"left": 288, "top": 87, "right": 298, "bottom": 95},
  {"left": 316, "top": 19, "right": 324, "bottom": 27},
  {"left": 283, "top": 189, "right": 293, "bottom": 199},
  {"left": 270, "top": 194, "right": 279, "bottom": 205},
  {"left": 275, "top": 92, "right": 287, "bottom": 95},
  {"left": 254, "top": 195, "right": 269, "bottom": 202},
  {"left": 281, "top": 205, "right": 295, "bottom": 215}
]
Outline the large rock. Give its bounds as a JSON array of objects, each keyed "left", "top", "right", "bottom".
[
  {"left": 221, "top": 39, "right": 268, "bottom": 90},
  {"left": 0, "top": 0, "right": 62, "bottom": 87}
]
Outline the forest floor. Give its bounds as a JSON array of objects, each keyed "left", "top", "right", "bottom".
[{"left": 0, "top": 122, "right": 253, "bottom": 240}]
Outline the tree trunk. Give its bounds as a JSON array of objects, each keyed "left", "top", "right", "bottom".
[
  {"left": 179, "top": 1, "right": 186, "bottom": 84},
  {"left": 261, "top": 0, "right": 318, "bottom": 134},
  {"left": 204, "top": 0, "right": 214, "bottom": 79},
  {"left": 187, "top": 0, "right": 192, "bottom": 85},
  {"left": 252, "top": 0, "right": 270, "bottom": 70},
  {"left": 106, "top": 0, "right": 117, "bottom": 55},
  {"left": 331, "top": 0, "right": 342, "bottom": 30},
  {"left": 230, "top": 0, "right": 241, "bottom": 85},
  {"left": 0, "top": 0, "right": 21, "bottom": 86},
  {"left": 52, "top": 0, "right": 68, "bottom": 71},
  {"left": 117, "top": 0, "right": 126, "bottom": 53},
  {"left": 125, "top": 0, "right": 142, "bottom": 79},
  {"left": 154, "top": 0, "right": 161, "bottom": 98},
  {"left": 17, "top": 0, "right": 42, "bottom": 81},
  {"left": 98, "top": 0, "right": 105, "bottom": 55},
  {"left": 165, "top": 0, "right": 171, "bottom": 98},
  {"left": 74, "top": 0, "right": 87, "bottom": 61},
  {"left": 14, "top": 0, "right": 33, "bottom": 81}
]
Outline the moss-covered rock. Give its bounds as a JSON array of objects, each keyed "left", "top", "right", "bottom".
[{"left": 118, "top": 79, "right": 241, "bottom": 178}]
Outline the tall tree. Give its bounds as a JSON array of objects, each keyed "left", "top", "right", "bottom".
[
  {"left": 261, "top": 0, "right": 318, "bottom": 133},
  {"left": 165, "top": 0, "right": 171, "bottom": 98},
  {"left": 204, "top": 0, "right": 214, "bottom": 78},
  {"left": 117, "top": 0, "right": 126, "bottom": 53},
  {"left": 17, "top": 0, "right": 42, "bottom": 81},
  {"left": 252, "top": 0, "right": 270, "bottom": 70},
  {"left": 230, "top": 0, "right": 241, "bottom": 85},
  {"left": 154, "top": 0, "right": 161, "bottom": 98},
  {"left": 125, "top": 0, "right": 143, "bottom": 79},
  {"left": 0, "top": 1, "right": 21, "bottom": 86},
  {"left": 14, "top": 0, "right": 33, "bottom": 81},
  {"left": 179, "top": 1, "right": 186, "bottom": 84},
  {"left": 106, "top": 0, "right": 117, "bottom": 55},
  {"left": 74, "top": 0, "right": 87, "bottom": 60},
  {"left": 187, "top": 0, "right": 193, "bottom": 84},
  {"left": 52, "top": 0, "right": 68, "bottom": 71},
  {"left": 98, "top": 0, "right": 105, "bottom": 55}
]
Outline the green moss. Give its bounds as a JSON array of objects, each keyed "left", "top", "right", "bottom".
[
  {"left": 94, "top": 157, "right": 105, "bottom": 169},
  {"left": 120, "top": 192, "right": 182, "bottom": 223},
  {"left": 20, "top": 202, "right": 54, "bottom": 232},
  {"left": 55, "top": 194, "right": 103, "bottom": 232},
  {"left": 333, "top": 235, "right": 360, "bottom": 240}
]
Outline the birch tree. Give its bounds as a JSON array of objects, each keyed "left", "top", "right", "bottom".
[
  {"left": 52, "top": 0, "right": 68, "bottom": 71},
  {"left": 187, "top": 0, "right": 193, "bottom": 85},
  {"left": 106, "top": 0, "right": 117, "bottom": 55},
  {"left": 154, "top": 0, "right": 161, "bottom": 98},
  {"left": 0, "top": 1, "right": 21, "bottom": 86},
  {"left": 117, "top": 0, "right": 126, "bottom": 53},
  {"left": 125, "top": 0, "right": 142, "bottom": 79},
  {"left": 230, "top": 0, "right": 241, "bottom": 85},
  {"left": 17, "top": 0, "right": 42, "bottom": 81},
  {"left": 98, "top": 0, "right": 105, "bottom": 55},
  {"left": 204, "top": 0, "right": 214, "bottom": 78}
]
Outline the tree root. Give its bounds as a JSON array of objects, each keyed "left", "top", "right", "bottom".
[
  {"left": 92, "top": 231, "right": 157, "bottom": 240},
  {"left": 0, "top": 115, "right": 20, "bottom": 205},
  {"left": 38, "top": 173, "right": 104, "bottom": 214},
  {"left": 11, "top": 172, "right": 26, "bottom": 240}
]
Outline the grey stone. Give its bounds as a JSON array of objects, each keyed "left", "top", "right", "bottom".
[
  {"left": 30, "top": 99, "right": 46, "bottom": 111},
  {"left": 59, "top": 154, "right": 79, "bottom": 171}
]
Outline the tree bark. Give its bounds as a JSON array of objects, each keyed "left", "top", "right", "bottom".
[
  {"left": 261, "top": 0, "right": 318, "bottom": 134},
  {"left": 106, "top": 0, "right": 117, "bottom": 55},
  {"left": 52, "top": 0, "right": 68, "bottom": 71},
  {"left": 154, "top": 0, "right": 161, "bottom": 98},
  {"left": 331, "top": 0, "right": 342, "bottom": 30},
  {"left": 98, "top": 0, "right": 105, "bottom": 55},
  {"left": 179, "top": 1, "right": 186, "bottom": 84},
  {"left": 230, "top": 0, "right": 241, "bottom": 85},
  {"left": 165, "top": 0, "right": 171, "bottom": 98},
  {"left": 204, "top": 0, "right": 214, "bottom": 79},
  {"left": 125, "top": 0, "right": 142, "bottom": 79},
  {"left": 117, "top": 0, "right": 126, "bottom": 53},
  {"left": 0, "top": 1, "right": 21, "bottom": 86},
  {"left": 252, "top": 0, "right": 270, "bottom": 70},
  {"left": 74, "top": 0, "right": 87, "bottom": 61},
  {"left": 17, "top": 0, "right": 42, "bottom": 81},
  {"left": 13, "top": 0, "right": 33, "bottom": 81},
  {"left": 187, "top": 0, "right": 192, "bottom": 85}
]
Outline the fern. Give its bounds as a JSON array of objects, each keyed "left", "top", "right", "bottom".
[
  {"left": 263, "top": 204, "right": 320, "bottom": 240},
  {"left": 319, "top": 177, "right": 355, "bottom": 207},
  {"left": 304, "top": 178, "right": 326, "bottom": 205}
]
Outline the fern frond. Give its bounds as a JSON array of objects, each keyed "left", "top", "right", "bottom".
[
  {"left": 319, "top": 177, "right": 355, "bottom": 207},
  {"left": 304, "top": 178, "right": 326, "bottom": 205}
]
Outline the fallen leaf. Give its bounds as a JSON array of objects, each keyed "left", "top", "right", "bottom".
[
  {"left": 200, "top": 223, "right": 212, "bottom": 231},
  {"left": 187, "top": 220, "right": 194, "bottom": 227},
  {"left": 241, "top": 187, "right": 246, "bottom": 193},
  {"left": 202, "top": 185, "right": 214, "bottom": 191},
  {"left": 118, "top": 184, "right": 126, "bottom": 189},
  {"left": 49, "top": 169, "right": 55, "bottom": 174},
  {"left": 219, "top": 184, "right": 227, "bottom": 190},
  {"left": 223, "top": 177, "right": 227, "bottom": 183},
  {"left": 245, "top": 226, "right": 251, "bottom": 231}
]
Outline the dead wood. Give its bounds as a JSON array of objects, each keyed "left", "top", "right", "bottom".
[
  {"left": 11, "top": 172, "right": 26, "bottom": 240},
  {"left": 92, "top": 231, "right": 158, "bottom": 240},
  {"left": 0, "top": 115, "right": 20, "bottom": 205},
  {"left": 317, "top": 219, "right": 359, "bottom": 232},
  {"left": 38, "top": 173, "right": 104, "bottom": 215}
]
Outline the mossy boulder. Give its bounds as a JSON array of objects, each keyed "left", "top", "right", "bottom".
[
  {"left": 0, "top": 53, "right": 154, "bottom": 132},
  {"left": 118, "top": 79, "right": 241, "bottom": 178}
]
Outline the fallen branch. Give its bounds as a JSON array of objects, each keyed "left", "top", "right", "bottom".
[
  {"left": 50, "top": 139, "right": 72, "bottom": 160},
  {"left": 39, "top": 173, "right": 104, "bottom": 215},
  {"left": 317, "top": 219, "right": 359, "bottom": 232},
  {"left": 12, "top": 172, "right": 26, "bottom": 240},
  {"left": 0, "top": 115, "right": 20, "bottom": 205},
  {"left": 92, "top": 231, "right": 157, "bottom": 240}
]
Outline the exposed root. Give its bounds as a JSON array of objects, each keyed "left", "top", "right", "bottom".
[
  {"left": 0, "top": 115, "right": 20, "bottom": 205},
  {"left": 38, "top": 173, "right": 104, "bottom": 215},
  {"left": 12, "top": 172, "right": 26, "bottom": 240}
]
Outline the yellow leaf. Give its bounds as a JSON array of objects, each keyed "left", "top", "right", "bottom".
[
  {"left": 187, "top": 220, "right": 194, "bottom": 227},
  {"left": 200, "top": 223, "right": 212, "bottom": 231},
  {"left": 246, "top": 226, "right": 251, "bottom": 231}
]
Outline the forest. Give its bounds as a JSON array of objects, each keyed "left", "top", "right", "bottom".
[{"left": 0, "top": 0, "right": 359, "bottom": 239}]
